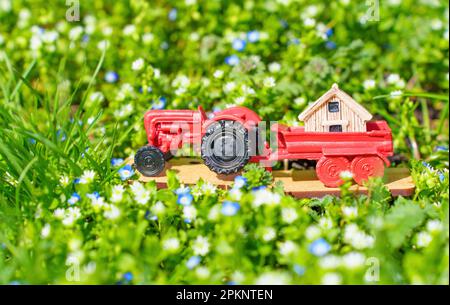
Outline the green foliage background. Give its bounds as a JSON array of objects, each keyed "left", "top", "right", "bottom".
[{"left": 0, "top": 0, "right": 448, "bottom": 284}]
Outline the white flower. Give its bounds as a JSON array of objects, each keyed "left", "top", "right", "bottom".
[
  {"left": 303, "top": 17, "right": 316, "bottom": 27},
  {"left": 130, "top": 182, "right": 150, "bottom": 205},
  {"left": 153, "top": 68, "right": 161, "bottom": 79},
  {"left": 281, "top": 207, "right": 298, "bottom": 224},
  {"left": 268, "top": 62, "right": 281, "bottom": 73},
  {"left": 278, "top": 240, "right": 298, "bottom": 256},
  {"left": 363, "top": 79, "right": 376, "bottom": 90},
  {"left": 223, "top": 82, "right": 236, "bottom": 93},
  {"left": 228, "top": 188, "right": 242, "bottom": 201},
  {"left": 390, "top": 90, "right": 403, "bottom": 98},
  {"left": 231, "top": 271, "right": 245, "bottom": 283},
  {"left": 234, "top": 96, "right": 246, "bottom": 105},
  {"left": 110, "top": 185, "right": 124, "bottom": 203},
  {"left": 42, "top": 31, "right": 59, "bottom": 44},
  {"left": 53, "top": 208, "right": 65, "bottom": 219},
  {"left": 89, "top": 91, "right": 104, "bottom": 103},
  {"left": 90, "top": 196, "right": 107, "bottom": 211},
  {"left": 183, "top": 205, "right": 197, "bottom": 220},
  {"left": 262, "top": 227, "right": 276, "bottom": 241},
  {"left": 175, "top": 87, "right": 187, "bottom": 96},
  {"left": 69, "top": 26, "right": 84, "bottom": 40},
  {"left": 79, "top": 170, "right": 95, "bottom": 184},
  {"left": 193, "top": 236, "right": 210, "bottom": 256},
  {"left": 62, "top": 207, "right": 81, "bottom": 227},
  {"left": 213, "top": 69, "right": 224, "bottom": 79},
  {"left": 339, "top": 170, "right": 353, "bottom": 180},
  {"left": 97, "top": 40, "right": 110, "bottom": 51},
  {"left": 195, "top": 267, "right": 210, "bottom": 279},
  {"left": 104, "top": 204, "right": 121, "bottom": 220},
  {"left": 294, "top": 97, "right": 306, "bottom": 106},
  {"left": 263, "top": 77, "right": 276, "bottom": 88},
  {"left": 151, "top": 201, "right": 166, "bottom": 216},
  {"left": 321, "top": 272, "right": 342, "bottom": 285},
  {"left": 342, "top": 252, "right": 365, "bottom": 269},
  {"left": 426, "top": 220, "right": 443, "bottom": 233},
  {"left": 208, "top": 205, "right": 221, "bottom": 221},
  {"left": 386, "top": 73, "right": 400, "bottom": 84},
  {"left": 102, "top": 26, "right": 113, "bottom": 36},
  {"left": 142, "top": 32, "right": 154, "bottom": 44},
  {"left": 252, "top": 189, "right": 281, "bottom": 207},
  {"left": 319, "top": 255, "right": 342, "bottom": 269},
  {"left": 416, "top": 231, "right": 432, "bottom": 248},
  {"left": 172, "top": 75, "right": 190, "bottom": 88},
  {"left": 255, "top": 272, "right": 291, "bottom": 285},
  {"left": 66, "top": 250, "right": 84, "bottom": 265},
  {"left": 185, "top": 0, "right": 197, "bottom": 5},
  {"left": 201, "top": 183, "right": 217, "bottom": 194},
  {"left": 343, "top": 224, "right": 375, "bottom": 249},
  {"left": 123, "top": 24, "right": 136, "bottom": 36},
  {"left": 342, "top": 206, "right": 358, "bottom": 219},
  {"left": 318, "top": 217, "right": 333, "bottom": 229},
  {"left": 132, "top": 58, "right": 145, "bottom": 71},
  {"left": 59, "top": 175, "right": 70, "bottom": 187},
  {"left": 163, "top": 237, "right": 180, "bottom": 252},
  {"left": 305, "top": 225, "right": 321, "bottom": 240},
  {"left": 41, "top": 224, "right": 51, "bottom": 238},
  {"left": 241, "top": 85, "right": 256, "bottom": 95}
]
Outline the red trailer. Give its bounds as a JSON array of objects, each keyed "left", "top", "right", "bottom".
[{"left": 135, "top": 105, "right": 393, "bottom": 187}]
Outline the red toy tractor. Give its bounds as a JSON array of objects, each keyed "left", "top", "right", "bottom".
[{"left": 134, "top": 85, "right": 394, "bottom": 187}]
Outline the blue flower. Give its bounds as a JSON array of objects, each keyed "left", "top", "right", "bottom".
[
  {"left": 293, "top": 264, "right": 306, "bottom": 276},
  {"left": 82, "top": 34, "right": 90, "bottom": 42},
  {"left": 308, "top": 238, "right": 331, "bottom": 257},
  {"left": 111, "top": 158, "right": 124, "bottom": 167},
  {"left": 152, "top": 97, "right": 167, "bottom": 110},
  {"left": 438, "top": 171, "right": 445, "bottom": 182},
  {"left": 105, "top": 71, "right": 119, "bottom": 83},
  {"left": 325, "top": 28, "right": 334, "bottom": 38},
  {"left": 233, "top": 176, "right": 247, "bottom": 189},
  {"left": 139, "top": 86, "right": 153, "bottom": 94},
  {"left": 145, "top": 211, "right": 158, "bottom": 221},
  {"left": 73, "top": 178, "right": 80, "bottom": 184},
  {"left": 247, "top": 31, "right": 260, "bottom": 43},
  {"left": 160, "top": 41, "right": 169, "bottom": 50},
  {"left": 435, "top": 145, "right": 449, "bottom": 152},
  {"left": 56, "top": 129, "right": 66, "bottom": 142},
  {"left": 186, "top": 256, "right": 201, "bottom": 269},
  {"left": 86, "top": 192, "right": 100, "bottom": 200},
  {"left": 225, "top": 55, "right": 240, "bottom": 66},
  {"left": 28, "top": 138, "right": 36, "bottom": 145},
  {"left": 227, "top": 281, "right": 238, "bottom": 285},
  {"left": 175, "top": 186, "right": 191, "bottom": 195},
  {"left": 422, "top": 161, "right": 433, "bottom": 170},
  {"left": 177, "top": 193, "right": 193, "bottom": 206},
  {"left": 118, "top": 164, "right": 134, "bottom": 181},
  {"left": 288, "top": 38, "right": 300, "bottom": 45},
  {"left": 168, "top": 8, "right": 177, "bottom": 21},
  {"left": 81, "top": 147, "right": 89, "bottom": 158},
  {"left": 232, "top": 38, "right": 246, "bottom": 51},
  {"left": 221, "top": 201, "right": 240, "bottom": 216},
  {"left": 123, "top": 272, "right": 133, "bottom": 282},
  {"left": 68, "top": 192, "right": 81, "bottom": 205},
  {"left": 325, "top": 41, "right": 337, "bottom": 49},
  {"left": 184, "top": 218, "right": 192, "bottom": 224},
  {"left": 251, "top": 185, "right": 266, "bottom": 192},
  {"left": 279, "top": 19, "right": 289, "bottom": 28}
]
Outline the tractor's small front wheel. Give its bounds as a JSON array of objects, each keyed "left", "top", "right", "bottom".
[{"left": 134, "top": 146, "right": 165, "bottom": 177}]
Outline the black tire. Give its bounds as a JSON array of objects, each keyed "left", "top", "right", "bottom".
[
  {"left": 201, "top": 120, "right": 250, "bottom": 175},
  {"left": 134, "top": 146, "right": 165, "bottom": 177}
]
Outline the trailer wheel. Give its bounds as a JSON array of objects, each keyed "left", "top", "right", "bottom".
[
  {"left": 351, "top": 156, "right": 385, "bottom": 185},
  {"left": 316, "top": 156, "right": 350, "bottom": 187},
  {"left": 134, "top": 146, "right": 165, "bottom": 177},
  {"left": 201, "top": 120, "right": 250, "bottom": 175}
]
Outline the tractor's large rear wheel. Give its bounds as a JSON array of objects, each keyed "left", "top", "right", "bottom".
[
  {"left": 201, "top": 120, "right": 250, "bottom": 175},
  {"left": 134, "top": 145, "right": 165, "bottom": 177},
  {"left": 351, "top": 156, "right": 385, "bottom": 185}
]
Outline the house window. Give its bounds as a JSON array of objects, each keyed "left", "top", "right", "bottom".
[
  {"left": 329, "top": 125, "right": 342, "bottom": 132},
  {"left": 328, "top": 101, "right": 340, "bottom": 113}
]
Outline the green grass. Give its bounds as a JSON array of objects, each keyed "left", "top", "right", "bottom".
[{"left": 0, "top": 0, "right": 448, "bottom": 284}]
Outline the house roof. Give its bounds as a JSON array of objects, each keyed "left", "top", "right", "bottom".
[{"left": 298, "top": 84, "right": 373, "bottom": 122}]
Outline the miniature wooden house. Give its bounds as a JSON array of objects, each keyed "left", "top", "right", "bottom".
[{"left": 298, "top": 84, "right": 372, "bottom": 132}]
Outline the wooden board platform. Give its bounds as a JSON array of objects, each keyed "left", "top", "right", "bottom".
[{"left": 136, "top": 158, "right": 415, "bottom": 198}]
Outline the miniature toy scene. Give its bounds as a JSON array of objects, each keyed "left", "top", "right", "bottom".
[
  {"left": 134, "top": 84, "right": 413, "bottom": 196},
  {"left": 0, "top": 0, "right": 448, "bottom": 288}
]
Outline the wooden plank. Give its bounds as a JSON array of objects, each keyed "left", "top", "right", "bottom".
[{"left": 135, "top": 157, "right": 415, "bottom": 199}]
